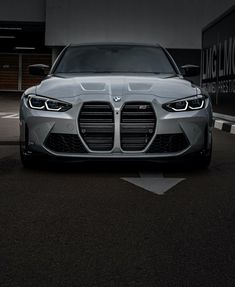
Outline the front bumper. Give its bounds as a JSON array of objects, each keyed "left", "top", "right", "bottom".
[{"left": 20, "top": 94, "right": 213, "bottom": 159}]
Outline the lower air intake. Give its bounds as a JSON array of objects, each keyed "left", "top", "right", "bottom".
[
  {"left": 45, "top": 133, "right": 87, "bottom": 153},
  {"left": 147, "top": 134, "right": 189, "bottom": 153}
]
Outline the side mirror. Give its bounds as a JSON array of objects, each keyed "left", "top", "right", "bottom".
[
  {"left": 181, "top": 65, "right": 200, "bottom": 77},
  {"left": 28, "top": 64, "right": 50, "bottom": 76}
]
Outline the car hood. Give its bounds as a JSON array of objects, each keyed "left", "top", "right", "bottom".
[{"left": 32, "top": 74, "right": 200, "bottom": 104}]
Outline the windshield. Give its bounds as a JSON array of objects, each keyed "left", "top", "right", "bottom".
[{"left": 54, "top": 45, "right": 177, "bottom": 74}]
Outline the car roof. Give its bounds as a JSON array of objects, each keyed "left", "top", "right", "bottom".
[{"left": 69, "top": 42, "right": 162, "bottom": 48}]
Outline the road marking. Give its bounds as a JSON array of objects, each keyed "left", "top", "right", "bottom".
[
  {"left": 122, "top": 171, "right": 185, "bottom": 195},
  {"left": 214, "top": 120, "right": 224, "bottom": 130},
  {"left": 0, "top": 113, "right": 19, "bottom": 119},
  {"left": 213, "top": 119, "right": 235, "bottom": 134},
  {"left": 231, "top": 125, "right": 235, "bottom": 135}
]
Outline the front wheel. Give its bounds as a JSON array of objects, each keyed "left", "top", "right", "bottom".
[
  {"left": 196, "top": 141, "right": 212, "bottom": 169},
  {"left": 20, "top": 142, "right": 36, "bottom": 168}
]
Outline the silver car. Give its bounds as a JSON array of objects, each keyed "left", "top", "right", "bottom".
[{"left": 20, "top": 43, "right": 213, "bottom": 168}]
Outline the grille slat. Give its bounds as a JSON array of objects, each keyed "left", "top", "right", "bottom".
[
  {"left": 121, "top": 123, "right": 155, "bottom": 134},
  {"left": 121, "top": 137, "right": 149, "bottom": 144},
  {"left": 84, "top": 137, "right": 113, "bottom": 144},
  {"left": 122, "top": 111, "right": 155, "bottom": 117},
  {"left": 82, "top": 104, "right": 111, "bottom": 110},
  {"left": 79, "top": 102, "right": 114, "bottom": 151},
  {"left": 122, "top": 119, "right": 155, "bottom": 123},
  {"left": 80, "top": 118, "right": 113, "bottom": 123},
  {"left": 121, "top": 102, "right": 156, "bottom": 151},
  {"left": 80, "top": 123, "right": 113, "bottom": 134},
  {"left": 80, "top": 111, "right": 113, "bottom": 116}
]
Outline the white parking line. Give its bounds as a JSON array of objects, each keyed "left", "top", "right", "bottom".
[
  {"left": 231, "top": 125, "right": 235, "bottom": 135},
  {"left": 0, "top": 113, "right": 19, "bottom": 119},
  {"left": 214, "top": 120, "right": 224, "bottom": 130}
]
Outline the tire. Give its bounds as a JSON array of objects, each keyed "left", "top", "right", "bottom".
[
  {"left": 20, "top": 142, "right": 36, "bottom": 168},
  {"left": 196, "top": 141, "right": 212, "bottom": 169}
]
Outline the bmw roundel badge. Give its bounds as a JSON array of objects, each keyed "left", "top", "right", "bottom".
[{"left": 113, "top": 96, "right": 121, "bottom": 102}]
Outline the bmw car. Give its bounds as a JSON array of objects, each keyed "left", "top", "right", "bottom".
[{"left": 19, "top": 43, "right": 213, "bottom": 167}]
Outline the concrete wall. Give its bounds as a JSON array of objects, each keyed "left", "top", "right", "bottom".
[
  {"left": 0, "top": 0, "right": 45, "bottom": 22},
  {"left": 45, "top": 0, "right": 235, "bottom": 48}
]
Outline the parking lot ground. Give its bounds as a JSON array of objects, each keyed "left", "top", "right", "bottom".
[{"left": 0, "top": 97, "right": 235, "bottom": 286}]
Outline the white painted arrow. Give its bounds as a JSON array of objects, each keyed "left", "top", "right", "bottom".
[{"left": 122, "top": 171, "right": 185, "bottom": 195}]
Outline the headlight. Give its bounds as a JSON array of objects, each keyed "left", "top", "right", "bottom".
[
  {"left": 162, "top": 95, "right": 206, "bottom": 112},
  {"left": 27, "top": 95, "right": 72, "bottom": 112}
]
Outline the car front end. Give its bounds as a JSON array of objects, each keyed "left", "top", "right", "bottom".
[{"left": 20, "top": 44, "right": 213, "bottom": 167}]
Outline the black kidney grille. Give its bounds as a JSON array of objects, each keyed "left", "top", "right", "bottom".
[
  {"left": 121, "top": 102, "right": 156, "bottom": 151},
  {"left": 147, "top": 134, "right": 189, "bottom": 153},
  {"left": 79, "top": 102, "right": 114, "bottom": 151},
  {"left": 45, "top": 133, "right": 87, "bottom": 153}
]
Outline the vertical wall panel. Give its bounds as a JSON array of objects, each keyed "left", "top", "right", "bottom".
[
  {"left": 0, "top": 54, "right": 51, "bottom": 91},
  {"left": 0, "top": 54, "right": 19, "bottom": 90}
]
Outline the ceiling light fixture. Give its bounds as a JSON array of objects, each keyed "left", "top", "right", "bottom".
[
  {"left": 15, "top": 47, "right": 36, "bottom": 50},
  {"left": 0, "top": 27, "right": 22, "bottom": 31}
]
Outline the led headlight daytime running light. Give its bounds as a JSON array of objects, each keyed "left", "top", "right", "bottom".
[
  {"left": 163, "top": 95, "right": 206, "bottom": 112},
  {"left": 27, "top": 95, "right": 72, "bottom": 112}
]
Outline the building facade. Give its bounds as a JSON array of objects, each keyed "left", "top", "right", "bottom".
[
  {"left": 202, "top": 5, "right": 235, "bottom": 116},
  {"left": 0, "top": 0, "right": 234, "bottom": 92}
]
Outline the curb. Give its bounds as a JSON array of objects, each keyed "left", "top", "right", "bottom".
[{"left": 213, "top": 119, "right": 235, "bottom": 134}]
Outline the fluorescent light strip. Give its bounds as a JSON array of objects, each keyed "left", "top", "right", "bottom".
[
  {"left": 0, "top": 35, "right": 15, "bottom": 39},
  {"left": 0, "top": 27, "right": 22, "bottom": 30},
  {"left": 15, "top": 47, "right": 35, "bottom": 50}
]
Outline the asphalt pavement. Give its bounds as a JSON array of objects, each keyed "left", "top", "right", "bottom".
[{"left": 0, "top": 97, "right": 235, "bottom": 287}]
